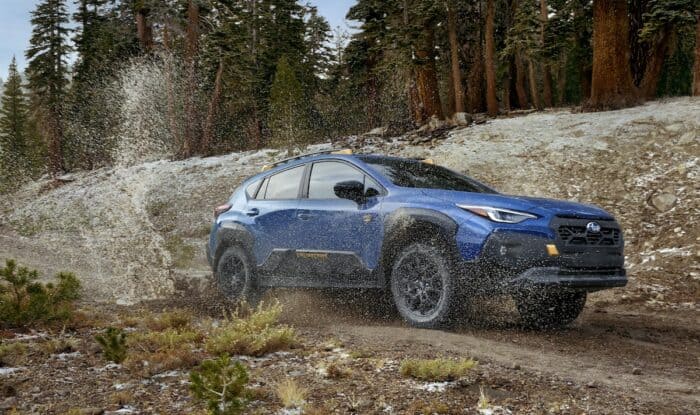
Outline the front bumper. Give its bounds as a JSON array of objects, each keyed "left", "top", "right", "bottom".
[{"left": 465, "top": 227, "right": 627, "bottom": 293}]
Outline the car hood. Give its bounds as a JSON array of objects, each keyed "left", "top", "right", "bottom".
[{"left": 420, "top": 189, "right": 615, "bottom": 220}]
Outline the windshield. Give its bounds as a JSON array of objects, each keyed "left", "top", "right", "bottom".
[{"left": 359, "top": 157, "right": 497, "bottom": 193}]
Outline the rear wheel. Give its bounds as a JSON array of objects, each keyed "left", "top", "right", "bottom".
[
  {"left": 390, "top": 242, "right": 461, "bottom": 328},
  {"left": 514, "top": 291, "right": 586, "bottom": 329},
  {"left": 215, "top": 246, "right": 261, "bottom": 305}
]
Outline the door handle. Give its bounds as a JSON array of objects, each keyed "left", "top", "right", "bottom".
[
  {"left": 297, "top": 211, "right": 313, "bottom": 220},
  {"left": 245, "top": 208, "right": 259, "bottom": 217}
]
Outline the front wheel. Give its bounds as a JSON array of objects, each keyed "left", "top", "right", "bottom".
[
  {"left": 215, "top": 246, "right": 261, "bottom": 305},
  {"left": 390, "top": 242, "right": 460, "bottom": 328},
  {"left": 514, "top": 291, "right": 586, "bottom": 329}
]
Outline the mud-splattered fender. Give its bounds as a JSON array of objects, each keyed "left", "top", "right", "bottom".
[
  {"left": 212, "top": 221, "right": 255, "bottom": 270},
  {"left": 378, "top": 208, "right": 459, "bottom": 285}
]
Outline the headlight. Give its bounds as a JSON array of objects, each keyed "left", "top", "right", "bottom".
[{"left": 457, "top": 204, "right": 537, "bottom": 224}]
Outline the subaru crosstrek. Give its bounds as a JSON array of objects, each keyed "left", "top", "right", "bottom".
[{"left": 207, "top": 151, "right": 626, "bottom": 328}]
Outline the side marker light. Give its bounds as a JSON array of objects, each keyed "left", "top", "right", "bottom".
[{"left": 546, "top": 244, "right": 559, "bottom": 256}]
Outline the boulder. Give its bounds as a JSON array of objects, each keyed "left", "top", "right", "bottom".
[{"left": 649, "top": 193, "right": 677, "bottom": 212}]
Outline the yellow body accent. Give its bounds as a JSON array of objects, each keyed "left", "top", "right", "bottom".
[
  {"left": 332, "top": 149, "right": 353, "bottom": 155},
  {"left": 546, "top": 244, "right": 560, "bottom": 256},
  {"left": 421, "top": 158, "right": 435, "bottom": 164},
  {"left": 261, "top": 164, "right": 272, "bottom": 172},
  {"left": 296, "top": 252, "right": 328, "bottom": 260}
]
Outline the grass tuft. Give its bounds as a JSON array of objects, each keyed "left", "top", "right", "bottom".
[
  {"left": 143, "top": 309, "right": 193, "bottom": 331},
  {"left": 400, "top": 357, "right": 477, "bottom": 381},
  {"left": 275, "top": 378, "right": 307, "bottom": 408},
  {"left": 205, "top": 301, "right": 297, "bottom": 357},
  {"left": 0, "top": 342, "right": 29, "bottom": 366}
]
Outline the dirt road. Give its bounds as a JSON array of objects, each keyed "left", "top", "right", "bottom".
[{"left": 275, "top": 290, "right": 700, "bottom": 413}]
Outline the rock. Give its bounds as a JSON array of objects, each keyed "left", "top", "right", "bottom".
[
  {"left": 586, "top": 381, "right": 597, "bottom": 388},
  {"left": 79, "top": 408, "right": 104, "bottom": 415},
  {"left": 678, "top": 131, "right": 697, "bottom": 145},
  {"left": 449, "top": 112, "right": 473, "bottom": 127},
  {"left": 428, "top": 116, "right": 448, "bottom": 131},
  {"left": 365, "top": 126, "right": 388, "bottom": 137},
  {"left": 632, "top": 367, "right": 642, "bottom": 375},
  {"left": 665, "top": 123, "right": 685, "bottom": 134},
  {"left": 649, "top": 193, "right": 677, "bottom": 212},
  {"left": 512, "top": 363, "right": 521, "bottom": 370}
]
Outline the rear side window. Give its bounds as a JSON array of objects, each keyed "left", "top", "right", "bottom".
[
  {"left": 308, "top": 161, "right": 381, "bottom": 199},
  {"left": 261, "top": 165, "right": 305, "bottom": 199},
  {"left": 245, "top": 179, "right": 262, "bottom": 198}
]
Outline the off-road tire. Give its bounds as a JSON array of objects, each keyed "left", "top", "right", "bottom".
[
  {"left": 390, "top": 242, "right": 461, "bottom": 328},
  {"left": 514, "top": 291, "right": 586, "bottom": 329},
  {"left": 215, "top": 245, "right": 261, "bottom": 305}
]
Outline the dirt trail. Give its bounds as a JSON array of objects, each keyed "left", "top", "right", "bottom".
[{"left": 273, "top": 291, "right": 700, "bottom": 411}]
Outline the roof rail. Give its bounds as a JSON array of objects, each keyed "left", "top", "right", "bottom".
[{"left": 261, "top": 149, "right": 353, "bottom": 172}]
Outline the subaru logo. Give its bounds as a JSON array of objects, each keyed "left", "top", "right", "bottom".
[{"left": 586, "top": 222, "right": 602, "bottom": 233}]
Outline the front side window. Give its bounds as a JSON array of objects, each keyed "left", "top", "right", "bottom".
[
  {"left": 359, "top": 157, "right": 496, "bottom": 194},
  {"left": 308, "top": 161, "right": 380, "bottom": 199},
  {"left": 261, "top": 165, "right": 305, "bottom": 199}
]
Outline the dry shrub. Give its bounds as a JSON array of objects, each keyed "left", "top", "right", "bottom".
[
  {"left": 127, "top": 327, "right": 203, "bottom": 353},
  {"left": 125, "top": 348, "right": 201, "bottom": 376},
  {"left": 324, "top": 362, "right": 352, "bottom": 379},
  {"left": 205, "top": 301, "right": 297, "bottom": 357},
  {"left": 38, "top": 337, "right": 79, "bottom": 355},
  {"left": 275, "top": 378, "right": 307, "bottom": 408},
  {"left": 0, "top": 342, "right": 29, "bottom": 366},
  {"left": 400, "top": 357, "right": 477, "bottom": 381},
  {"left": 407, "top": 399, "right": 452, "bottom": 414},
  {"left": 144, "top": 309, "right": 193, "bottom": 331}
]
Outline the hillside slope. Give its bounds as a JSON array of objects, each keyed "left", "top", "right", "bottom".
[{"left": 0, "top": 98, "right": 698, "bottom": 307}]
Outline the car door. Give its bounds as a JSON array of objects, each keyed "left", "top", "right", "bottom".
[
  {"left": 294, "top": 160, "right": 384, "bottom": 284},
  {"left": 245, "top": 164, "right": 306, "bottom": 276}
]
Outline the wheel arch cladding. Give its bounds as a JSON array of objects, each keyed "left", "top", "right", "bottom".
[
  {"left": 379, "top": 208, "right": 459, "bottom": 283},
  {"left": 213, "top": 222, "right": 255, "bottom": 269}
]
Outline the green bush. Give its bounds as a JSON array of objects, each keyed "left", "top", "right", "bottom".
[
  {"left": 95, "top": 327, "right": 128, "bottom": 364},
  {"left": 190, "top": 354, "right": 249, "bottom": 415},
  {"left": 205, "top": 301, "right": 297, "bottom": 357},
  {"left": 0, "top": 259, "right": 81, "bottom": 328}
]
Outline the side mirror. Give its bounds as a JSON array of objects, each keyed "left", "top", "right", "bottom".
[{"left": 334, "top": 180, "right": 365, "bottom": 203}]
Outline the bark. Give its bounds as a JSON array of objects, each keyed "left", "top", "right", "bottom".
[
  {"left": 540, "top": 0, "right": 553, "bottom": 107},
  {"left": 485, "top": 0, "right": 499, "bottom": 116},
  {"left": 414, "top": 25, "right": 444, "bottom": 123},
  {"left": 527, "top": 58, "right": 542, "bottom": 110},
  {"left": 46, "top": 111, "right": 63, "bottom": 177},
  {"left": 694, "top": 16, "right": 700, "bottom": 96},
  {"left": 639, "top": 30, "right": 671, "bottom": 99},
  {"left": 588, "top": 0, "right": 639, "bottom": 109},
  {"left": 447, "top": 1, "right": 464, "bottom": 114},
  {"left": 163, "top": 27, "right": 182, "bottom": 151},
  {"left": 136, "top": 7, "right": 153, "bottom": 52},
  {"left": 201, "top": 61, "right": 224, "bottom": 155},
  {"left": 557, "top": 55, "right": 567, "bottom": 105},
  {"left": 464, "top": 39, "right": 486, "bottom": 113},
  {"left": 514, "top": 52, "right": 529, "bottom": 108},
  {"left": 182, "top": 0, "right": 200, "bottom": 157}
]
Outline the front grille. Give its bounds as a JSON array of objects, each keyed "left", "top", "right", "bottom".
[{"left": 557, "top": 225, "right": 621, "bottom": 246}]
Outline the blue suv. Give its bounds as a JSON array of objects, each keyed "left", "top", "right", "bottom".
[{"left": 207, "top": 151, "right": 626, "bottom": 328}]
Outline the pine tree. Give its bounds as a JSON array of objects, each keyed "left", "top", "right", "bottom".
[
  {"left": 0, "top": 58, "right": 31, "bottom": 190},
  {"left": 268, "top": 56, "right": 310, "bottom": 149},
  {"left": 25, "top": 0, "right": 71, "bottom": 176}
]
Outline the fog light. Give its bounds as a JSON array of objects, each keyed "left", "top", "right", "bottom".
[
  {"left": 499, "top": 246, "right": 508, "bottom": 256},
  {"left": 546, "top": 244, "right": 559, "bottom": 256}
]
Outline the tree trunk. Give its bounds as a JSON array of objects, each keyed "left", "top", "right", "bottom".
[
  {"left": 182, "top": 0, "right": 200, "bottom": 157},
  {"left": 447, "top": 1, "right": 464, "bottom": 114},
  {"left": 639, "top": 30, "right": 671, "bottom": 99},
  {"left": 414, "top": 25, "right": 444, "bottom": 123},
  {"left": 201, "top": 61, "right": 223, "bottom": 155},
  {"left": 694, "top": 15, "right": 700, "bottom": 96},
  {"left": 484, "top": 0, "right": 499, "bottom": 116},
  {"left": 557, "top": 55, "right": 567, "bottom": 105},
  {"left": 514, "top": 53, "right": 529, "bottom": 108},
  {"left": 46, "top": 111, "right": 63, "bottom": 177},
  {"left": 540, "top": 0, "right": 553, "bottom": 107},
  {"left": 136, "top": 7, "right": 153, "bottom": 52},
  {"left": 163, "top": 27, "right": 182, "bottom": 151},
  {"left": 527, "top": 58, "right": 542, "bottom": 110},
  {"left": 588, "top": 0, "right": 639, "bottom": 109}
]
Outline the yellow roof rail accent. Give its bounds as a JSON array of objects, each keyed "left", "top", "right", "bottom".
[
  {"left": 331, "top": 148, "right": 353, "bottom": 155},
  {"left": 421, "top": 158, "right": 435, "bottom": 165},
  {"left": 261, "top": 164, "right": 272, "bottom": 172}
]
